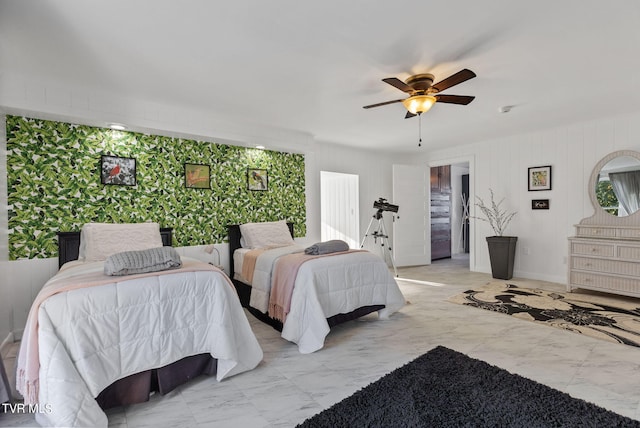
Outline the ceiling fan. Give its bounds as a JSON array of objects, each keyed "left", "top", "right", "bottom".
[{"left": 363, "top": 68, "right": 476, "bottom": 118}]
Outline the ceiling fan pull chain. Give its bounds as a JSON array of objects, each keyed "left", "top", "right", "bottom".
[{"left": 418, "top": 112, "right": 422, "bottom": 147}]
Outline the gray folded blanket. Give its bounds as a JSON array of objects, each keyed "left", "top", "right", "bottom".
[
  {"left": 104, "top": 246, "right": 182, "bottom": 276},
  {"left": 304, "top": 240, "right": 349, "bottom": 255}
]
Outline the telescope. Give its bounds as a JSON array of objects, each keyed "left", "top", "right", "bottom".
[
  {"left": 373, "top": 198, "right": 399, "bottom": 213},
  {"left": 363, "top": 198, "right": 399, "bottom": 276}
]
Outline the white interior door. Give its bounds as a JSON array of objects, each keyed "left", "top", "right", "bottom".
[
  {"left": 392, "top": 164, "right": 430, "bottom": 266},
  {"left": 320, "top": 171, "right": 359, "bottom": 248}
]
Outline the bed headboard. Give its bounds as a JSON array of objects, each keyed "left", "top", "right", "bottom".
[
  {"left": 56, "top": 228, "right": 173, "bottom": 268},
  {"left": 227, "top": 222, "right": 294, "bottom": 280}
]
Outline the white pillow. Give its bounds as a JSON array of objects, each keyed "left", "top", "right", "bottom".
[
  {"left": 79, "top": 222, "right": 164, "bottom": 262},
  {"left": 239, "top": 220, "right": 295, "bottom": 249}
]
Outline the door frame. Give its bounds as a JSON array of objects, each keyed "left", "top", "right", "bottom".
[{"left": 428, "top": 155, "right": 475, "bottom": 270}]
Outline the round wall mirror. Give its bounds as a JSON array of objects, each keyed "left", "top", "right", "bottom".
[{"left": 594, "top": 153, "right": 640, "bottom": 217}]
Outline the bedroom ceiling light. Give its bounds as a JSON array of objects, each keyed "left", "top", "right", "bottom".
[
  {"left": 109, "top": 123, "right": 126, "bottom": 130},
  {"left": 255, "top": 145, "right": 265, "bottom": 150},
  {"left": 401, "top": 95, "right": 437, "bottom": 115}
]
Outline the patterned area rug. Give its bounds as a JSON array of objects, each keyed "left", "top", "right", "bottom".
[{"left": 448, "top": 282, "right": 640, "bottom": 348}]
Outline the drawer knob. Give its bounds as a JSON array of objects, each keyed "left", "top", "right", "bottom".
[{"left": 591, "top": 248, "right": 598, "bottom": 252}]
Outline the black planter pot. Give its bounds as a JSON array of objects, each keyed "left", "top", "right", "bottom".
[{"left": 486, "top": 236, "right": 517, "bottom": 280}]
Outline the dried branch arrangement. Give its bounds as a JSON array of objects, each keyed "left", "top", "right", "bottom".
[{"left": 475, "top": 189, "right": 517, "bottom": 236}]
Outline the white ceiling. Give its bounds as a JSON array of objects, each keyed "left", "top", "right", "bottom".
[{"left": 2, "top": 0, "right": 640, "bottom": 152}]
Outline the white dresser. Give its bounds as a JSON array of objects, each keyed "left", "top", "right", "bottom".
[
  {"left": 568, "top": 225, "right": 640, "bottom": 298},
  {"left": 567, "top": 150, "right": 640, "bottom": 298}
]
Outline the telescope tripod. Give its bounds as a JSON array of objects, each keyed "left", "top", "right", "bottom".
[{"left": 360, "top": 210, "right": 398, "bottom": 277}]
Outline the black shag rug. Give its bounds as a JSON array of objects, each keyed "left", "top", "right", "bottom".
[{"left": 297, "top": 346, "right": 640, "bottom": 428}]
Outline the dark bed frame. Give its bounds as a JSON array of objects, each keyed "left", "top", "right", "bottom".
[
  {"left": 56, "top": 227, "right": 216, "bottom": 410},
  {"left": 57, "top": 228, "right": 174, "bottom": 267},
  {"left": 227, "top": 224, "right": 384, "bottom": 332}
]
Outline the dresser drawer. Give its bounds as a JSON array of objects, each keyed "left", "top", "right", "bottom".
[
  {"left": 571, "top": 256, "right": 640, "bottom": 276},
  {"left": 617, "top": 228, "right": 640, "bottom": 239},
  {"left": 575, "top": 226, "right": 616, "bottom": 238},
  {"left": 570, "top": 242, "right": 615, "bottom": 257},
  {"left": 570, "top": 271, "right": 640, "bottom": 295},
  {"left": 617, "top": 245, "right": 640, "bottom": 261}
]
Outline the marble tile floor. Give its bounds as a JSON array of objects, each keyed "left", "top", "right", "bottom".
[{"left": 2, "top": 254, "right": 640, "bottom": 427}]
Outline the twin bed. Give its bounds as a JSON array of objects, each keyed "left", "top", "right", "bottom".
[
  {"left": 17, "top": 223, "right": 263, "bottom": 428},
  {"left": 227, "top": 220, "right": 405, "bottom": 354},
  {"left": 19, "top": 220, "right": 404, "bottom": 427}
]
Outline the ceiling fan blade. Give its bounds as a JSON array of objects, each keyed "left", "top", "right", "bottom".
[
  {"left": 431, "top": 69, "right": 476, "bottom": 93},
  {"left": 382, "top": 77, "right": 414, "bottom": 93},
  {"left": 362, "top": 98, "right": 405, "bottom": 109},
  {"left": 435, "top": 94, "right": 475, "bottom": 105},
  {"left": 405, "top": 111, "right": 417, "bottom": 119}
]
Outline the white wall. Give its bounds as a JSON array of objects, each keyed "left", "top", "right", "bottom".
[
  {"left": 307, "top": 141, "right": 406, "bottom": 254},
  {"left": 450, "top": 163, "right": 469, "bottom": 255},
  {"left": 4, "top": 71, "right": 640, "bottom": 338},
  {"left": 416, "top": 111, "right": 640, "bottom": 283},
  {"left": 0, "top": 114, "right": 11, "bottom": 347}
]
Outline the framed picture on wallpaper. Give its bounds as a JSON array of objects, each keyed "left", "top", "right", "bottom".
[
  {"left": 528, "top": 165, "right": 552, "bottom": 191},
  {"left": 247, "top": 168, "right": 268, "bottom": 191},
  {"left": 185, "top": 163, "right": 211, "bottom": 189},
  {"left": 100, "top": 155, "right": 136, "bottom": 186}
]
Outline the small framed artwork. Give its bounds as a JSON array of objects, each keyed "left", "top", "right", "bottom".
[
  {"left": 528, "top": 165, "right": 552, "bottom": 191},
  {"left": 532, "top": 199, "right": 550, "bottom": 210},
  {"left": 185, "top": 163, "right": 211, "bottom": 189},
  {"left": 247, "top": 168, "right": 268, "bottom": 191},
  {"left": 101, "top": 155, "right": 136, "bottom": 186}
]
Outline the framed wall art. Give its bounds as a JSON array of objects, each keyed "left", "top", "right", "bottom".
[
  {"left": 247, "top": 168, "right": 268, "bottom": 191},
  {"left": 101, "top": 155, "right": 136, "bottom": 186},
  {"left": 185, "top": 163, "right": 211, "bottom": 189},
  {"left": 528, "top": 165, "right": 552, "bottom": 191},
  {"left": 532, "top": 199, "right": 550, "bottom": 210}
]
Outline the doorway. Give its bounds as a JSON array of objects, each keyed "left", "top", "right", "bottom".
[
  {"left": 391, "top": 159, "right": 473, "bottom": 270},
  {"left": 429, "top": 160, "right": 471, "bottom": 269},
  {"left": 430, "top": 165, "right": 452, "bottom": 260}
]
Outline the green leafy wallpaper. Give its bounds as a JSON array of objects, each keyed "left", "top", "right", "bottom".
[{"left": 6, "top": 115, "right": 306, "bottom": 260}]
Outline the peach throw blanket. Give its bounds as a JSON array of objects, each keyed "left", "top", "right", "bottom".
[
  {"left": 241, "top": 248, "right": 267, "bottom": 283},
  {"left": 16, "top": 259, "right": 225, "bottom": 405},
  {"left": 268, "top": 250, "right": 364, "bottom": 322}
]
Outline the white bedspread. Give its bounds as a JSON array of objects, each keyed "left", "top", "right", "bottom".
[
  {"left": 31, "top": 259, "right": 263, "bottom": 427},
  {"left": 240, "top": 248, "right": 405, "bottom": 354}
]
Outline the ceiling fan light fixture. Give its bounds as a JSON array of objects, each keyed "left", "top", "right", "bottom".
[{"left": 402, "top": 95, "right": 436, "bottom": 114}]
